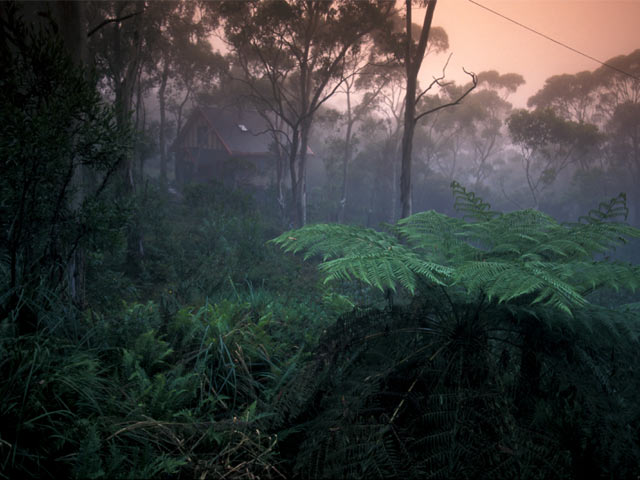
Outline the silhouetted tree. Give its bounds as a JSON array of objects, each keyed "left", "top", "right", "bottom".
[
  {"left": 507, "top": 108, "right": 601, "bottom": 209},
  {"left": 398, "top": 0, "right": 476, "bottom": 218},
  {"left": 527, "top": 71, "right": 599, "bottom": 124},
  {"left": 1, "top": 4, "right": 133, "bottom": 330},
  {"left": 220, "top": 0, "right": 395, "bottom": 227}
]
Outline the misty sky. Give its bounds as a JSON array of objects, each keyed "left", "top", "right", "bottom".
[{"left": 421, "top": 0, "right": 640, "bottom": 106}]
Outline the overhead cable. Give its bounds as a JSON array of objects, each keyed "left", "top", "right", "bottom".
[{"left": 468, "top": 0, "right": 640, "bottom": 82}]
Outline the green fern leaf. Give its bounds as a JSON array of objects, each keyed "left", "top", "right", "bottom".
[
  {"left": 451, "top": 180, "right": 500, "bottom": 221},
  {"left": 273, "top": 184, "right": 640, "bottom": 318}
]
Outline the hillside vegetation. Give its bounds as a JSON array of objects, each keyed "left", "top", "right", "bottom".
[{"left": 2, "top": 4, "right": 640, "bottom": 479}]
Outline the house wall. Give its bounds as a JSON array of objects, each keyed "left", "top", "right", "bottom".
[
  {"left": 175, "top": 148, "right": 229, "bottom": 185},
  {"left": 182, "top": 117, "right": 227, "bottom": 151},
  {"left": 175, "top": 149, "right": 278, "bottom": 188},
  {"left": 174, "top": 112, "right": 278, "bottom": 189}
]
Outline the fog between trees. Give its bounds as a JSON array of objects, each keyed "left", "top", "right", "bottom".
[
  {"left": 55, "top": 0, "right": 640, "bottom": 231},
  {"left": 2, "top": 2, "right": 640, "bottom": 477}
]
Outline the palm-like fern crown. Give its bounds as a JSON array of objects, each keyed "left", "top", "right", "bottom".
[{"left": 272, "top": 182, "right": 640, "bottom": 316}]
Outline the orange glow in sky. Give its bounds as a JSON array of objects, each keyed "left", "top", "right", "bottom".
[{"left": 420, "top": 0, "right": 640, "bottom": 106}]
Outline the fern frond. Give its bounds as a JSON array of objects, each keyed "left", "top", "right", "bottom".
[
  {"left": 396, "top": 211, "right": 473, "bottom": 261},
  {"left": 273, "top": 224, "right": 452, "bottom": 294},
  {"left": 451, "top": 180, "right": 500, "bottom": 221},
  {"left": 619, "top": 302, "right": 640, "bottom": 312},
  {"left": 273, "top": 186, "right": 640, "bottom": 317},
  {"left": 320, "top": 250, "right": 451, "bottom": 294},
  {"left": 579, "top": 192, "right": 629, "bottom": 224},
  {"left": 525, "top": 262, "right": 588, "bottom": 314},
  {"left": 460, "top": 209, "right": 558, "bottom": 256},
  {"left": 271, "top": 224, "right": 397, "bottom": 261},
  {"left": 567, "top": 222, "right": 640, "bottom": 257},
  {"left": 571, "top": 262, "right": 640, "bottom": 295}
]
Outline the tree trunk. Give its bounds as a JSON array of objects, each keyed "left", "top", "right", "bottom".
[
  {"left": 399, "top": 0, "right": 437, "bottom": 219},
  {"left": 339, "top": 89, "right": 354, "bottom": 224},
  {"left": 52, "top": 1, "right": 87, "bottom": 65},
  {"left": 390, "top": 146, "right": 399, "bottom": 223},
  {"left": 52, "top": 1, "right": 88, "bottom": 308},
  {"left": 633, "top": 141, "right": 640, "bottom": 226},
  {"left": 158, "top": 59, "right": 169, "bottom": 189},
  {"left": 286, "top": 116, "right": 312, "bottom": 228},
  {"left": 524, "top": 155, "right": 539, "bottom": 209},
  {"left": 400, "top": 89, "right": 417, "bottom": 219},
  {"left": 135, "top": 71, "right": 146, "bottom": 179},
  {"left": 111, "top": 6, "right": 144, "bottom": 271},
  {"left": 288, "top": 129, "right": 301, "bottom": 227},
  {"left": 298, "top": 123, "right": 311, "bottom": 227},
  {"left": 274, "top": 117, "right": 287, "bottom": 225},
  {"left": 112, "top": 2, "right": 143, "bottom": 190}
]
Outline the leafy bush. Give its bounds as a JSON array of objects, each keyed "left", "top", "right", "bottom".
[
  {"left": 125, "top": 181, "right": 296, "bottom": 308},
  {"left": 271, "top": 183, "right": 640, "bottom": 478},
  {"left": 1, "top": 296, "right": 309, "bottom": 478},
  {"left": 0, "top": 4, "right": 133, "bottom": 331}
]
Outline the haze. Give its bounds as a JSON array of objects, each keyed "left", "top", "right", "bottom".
[
  {"left": 3, "top": 2, "right": 640, "bottom": 478},
  {"left": 422, "top": 0, "right": 640, "bottom": 106}
]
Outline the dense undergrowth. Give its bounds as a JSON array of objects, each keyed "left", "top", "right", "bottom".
[
  {"left": 271, "top": 184, "right": 640, "bottom": 479},
  {"left": 3, "top": 177, "right": 640, "bottom": 479},
  {"left": 1, "top": 171, "right": 352, "bottom": 478},
  {"left": 3, "top": 7, "right": 640, "bottom": 479}
]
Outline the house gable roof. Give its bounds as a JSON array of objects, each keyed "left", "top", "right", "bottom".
[
  {"left": 171, "top": 106, "right": 273, "bottom": 156},
  {"left": 173, "top": 105, "right": 314, "bottom": 157},
  {"left": 202, "top": 106, "right": 277, "bottom": 155}
]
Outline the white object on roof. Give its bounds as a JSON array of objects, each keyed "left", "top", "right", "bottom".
[{"left": 238, "top": 124, "right": 248, "bottom": 132}]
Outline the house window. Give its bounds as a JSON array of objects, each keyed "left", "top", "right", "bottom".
[{"left": 197, "top": 126, "right": 208, "bottom": 147}]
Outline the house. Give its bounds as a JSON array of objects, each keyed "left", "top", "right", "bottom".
[{"left": 172, "top": 105, "right": 282, "bottom": 188}]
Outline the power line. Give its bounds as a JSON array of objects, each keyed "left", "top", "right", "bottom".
[{"left": 467, "top": 0, "right": 640, "bottom": 82}]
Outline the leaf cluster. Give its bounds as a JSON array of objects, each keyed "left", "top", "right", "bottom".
[
  {"left": 270, "top": 185, "right": 640, "bottom": 479},
  {"left": 0, "top": 4, "right": 134, "bottom": 314},
  {"left": 274, "top": 183, "right": 640, "bottom": 316}
]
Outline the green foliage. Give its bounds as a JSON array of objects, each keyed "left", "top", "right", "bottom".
[
  {"left": 271, "top": 184, "right": 640, "bottom": 478},
  {"left": 450, "top": 180, "right": 500, "bottom": 221},
  {"left": 273, "top": 223, "right": 452, "bottom": 294},
  {"left": 3, "top": 4, "right": 639, "bottom": 477},
  {"left": 125, "top": 182, "right": 283, "bottom": 307},
  {"left": 2, "top": 293, "right": 319, "bottom": 478},
  {"left": 274, "top": 184, "right": 640, "bottom": 316},
  {"left": 0, "top": 4, "right": 134, "bottom": 330},
  {"left": 0, "top": 331, "right": 108, "bottom": 478}
]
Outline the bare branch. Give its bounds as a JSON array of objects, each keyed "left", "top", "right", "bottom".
[
  {"left": 415, "top": 68, "right": 477, "bottom": 123},
  {"left": 415, "top": 52, "right": 453, "bottom": 105},
  {"left": 87, "top": 9, "right": 144, "bottom": 38}
]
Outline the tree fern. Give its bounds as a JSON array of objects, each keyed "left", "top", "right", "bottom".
[
  {"left": 450, "top": 181, "right": 500, "bottom": 222},
  {"left": 273, "top": 186, "right": 640, "bottom": 317},
  {"left": 272, "top": 186, "right": 640, "bottom": 479},
  {"left": 272, "top": 225, "right": 452, "bottom": 294}
]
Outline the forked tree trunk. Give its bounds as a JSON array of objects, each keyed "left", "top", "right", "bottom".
[{"left": 400, "top": 0, "right": 437, "bottom": 219}]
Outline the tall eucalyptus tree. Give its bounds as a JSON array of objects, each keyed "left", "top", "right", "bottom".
[
  {"left": 398, "top": 0, "right": 476, "bottom": 218},
  {"left": 220, "top": 0, "right": 395, "bottom": 227},
  {"left": 154, "top": 2, "right": 224, "bottom": 188}
]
